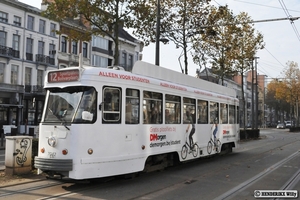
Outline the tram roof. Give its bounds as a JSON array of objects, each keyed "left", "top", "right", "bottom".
[
  {"left": 132, "top": 61, "right": 236, "bottom": 98},
  {"left": 45, "top": 61, "right": 236, "bottom": 99}
]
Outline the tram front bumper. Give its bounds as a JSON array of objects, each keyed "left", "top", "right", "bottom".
[{"left": 34, "top": 157, "right": 73, "bottom": 175}]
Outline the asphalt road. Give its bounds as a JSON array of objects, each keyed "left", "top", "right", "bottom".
[{"left": 0, "top": 128, "right": 299, "bottom": 200}]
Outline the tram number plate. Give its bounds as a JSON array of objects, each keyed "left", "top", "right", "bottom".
[{"left": 48, "top": 152, "right": 56, "bottom": 158}]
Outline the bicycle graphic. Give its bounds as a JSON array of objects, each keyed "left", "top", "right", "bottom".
[
  {"left": 207, "top": 137, "right": 221, "bottom": 154},
  {"left": 181, "top": 131, "right": 199, "bottom": 160}
]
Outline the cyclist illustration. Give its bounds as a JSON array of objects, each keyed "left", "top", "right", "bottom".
[
  {"left": 212, "top": 118, "right": 218, "bottom": 143},
  {"left": 181, "top": 110, "right": 198, "bottom": 160},
  {"left": 186, "top": 110, "right": 195, "bottom": 148},
  {"left": 207, "top": 118, "right": 221, "bottom": 154}
]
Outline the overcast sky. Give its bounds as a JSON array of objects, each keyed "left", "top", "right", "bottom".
[{"left": 20, "top": 0, "right": 300, "bottom": 79}]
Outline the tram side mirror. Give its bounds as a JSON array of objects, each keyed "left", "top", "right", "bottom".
[
  {"left": 99, "top": 102, "right": 103, "bottom": 111},
  {"left": 59, "top": 109, "right": 67, "bottom": 118},
  {"left": 62, "top": 110, "right": 67, "bottom": 117}
]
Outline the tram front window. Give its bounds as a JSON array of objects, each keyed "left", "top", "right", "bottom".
[{"left": 44, "top": 86, "right": 97, "bottom": 124}]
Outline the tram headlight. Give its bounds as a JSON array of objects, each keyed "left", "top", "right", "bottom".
[{"left": 48, "top": 136, "right": 57, "bottom": 147}]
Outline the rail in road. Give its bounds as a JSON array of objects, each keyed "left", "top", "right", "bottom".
[
  {"left": 0, "top": 128, "right": 298, "bottom": 200},
  {"left": 215, "top": 150, "right": 300, "bottom": 199}
]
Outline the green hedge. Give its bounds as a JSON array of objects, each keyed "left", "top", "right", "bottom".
[
  {"left": 289, "top": 127, "right": 300, "bottom": 132},
  {"left": 240, "top": 129, "right": 260, "bottom": 140}
]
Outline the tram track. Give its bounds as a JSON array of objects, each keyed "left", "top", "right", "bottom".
[
  {"left": 0, "top": 130, "right": 298, "bottom": 200},
  {"left": 237, "top": 130, "right": 299, "bottom": 153},
  {"left": 35, "top": 177, "right": 121, "bottom": 200},
  {"left": 280, "top": 168, "right": 300, "bottom": 190},
  {"left": 127, "top": 152, "right": 300, "bottom": 200},
  {"left": 127, "top": 133, "right": 300, "bottom": 200},
  {"left": 0, "top": 178, "right": 46, "bottom": 190},
  {"left": 0, "top": 173, "right": 122, "bottom": 199},
  {"left": 0, "top": 179, "right": 65, "bottom": 198},
  {"left": 214, "top": 150, "right": 300, "bottom": 200}
]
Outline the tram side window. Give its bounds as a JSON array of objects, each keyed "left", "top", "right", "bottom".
[
  {"left": 229, "top": 105, "right": 235, "bottom": 124},
  {"left": 210, "top": 101, "right": 219, "bottom": 124},
  {"left": 165, "top": 94, "right": 181, "bottom": 124},
  {"left": 126, "top": 89, "right": 139, "bottom": 124},
  {"left": 220, "top": 103, "right": 228, "bottom": 124},
  {"left": 183, "top": 97, "right": 196, "bottom": 124},
  {"left": 197, "top": 100, "right": 208, "bottom": 124},
  {"left": 143, "top": 91, "right": 162, "bottom": 124},
  {"left": 103, "top": 87, "right": 121, "bottom": 123}
]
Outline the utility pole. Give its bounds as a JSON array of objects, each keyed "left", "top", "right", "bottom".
[
  {"left": 254, "top": 57, "right": 259, "bottom": 129},
  {"left": 251, "top": 60, "right": 254, "bottom": 129}
]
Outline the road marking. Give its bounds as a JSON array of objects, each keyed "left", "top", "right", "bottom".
[{"left": 214, "top": 150, "right": 300, "bottom": 200}]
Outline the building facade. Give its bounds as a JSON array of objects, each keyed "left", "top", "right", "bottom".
[
  {"left": 0, "top": 0, "right": 143, "bottom": 133},
  {"left": 197, "top": 67, "right": 268, "bottom": 128},
  {"left": 0, "top": 0, "right": 59, "bottom": 133}
]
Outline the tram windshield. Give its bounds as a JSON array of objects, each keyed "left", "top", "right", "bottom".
[{"left": 43, "top": 86, "right": 97, "bottom": 124}]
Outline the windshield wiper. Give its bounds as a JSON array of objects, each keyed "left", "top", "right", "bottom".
[{"left": 48, "top": 108, "right": 70, "bottom": 130}]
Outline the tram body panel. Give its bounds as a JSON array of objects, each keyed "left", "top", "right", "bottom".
[
  {"left": 37, "top": 122, "right": 238, "bottom": 179},
  {"left": 35, "top": 62, "right": 239, "bottom": 180}
]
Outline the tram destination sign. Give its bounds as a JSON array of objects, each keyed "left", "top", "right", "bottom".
[{"left": 48, "top": 69, "right": 80, "bottom": 83}]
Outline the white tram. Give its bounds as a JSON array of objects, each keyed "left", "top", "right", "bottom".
[{"left": 34, "top": 61, "right": 239, "bottom": 180}]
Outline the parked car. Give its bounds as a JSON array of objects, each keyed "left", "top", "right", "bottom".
[
  {"left": 277, "top": 123, "right": 286, "bottom": 129},
  {"left": 285, "top": 121, "right": 292, "bottom": 128}
]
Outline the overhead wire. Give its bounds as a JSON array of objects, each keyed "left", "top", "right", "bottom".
[
  {"left": 257, "top": 65, "right": 270, "bottom": 76},
  {"left": 259, "top": 60, "right": 285, "bottom": 72},
  {"left": 256, "top": 47, "right": 288, "bottom": 77},
  {"left": 213, "top": 0, "right": 222, "bottom": 7},
  {"left": 212, "top": 0, "right": 298, "bottom": 78},
  {"left": 278, "top": 0, "right": 300, "bottom": 42},
  {"left": 257, "top": 63, "right": 271, "bottom": 74},
  {"left": 263, "top": 47, "right": 286, "bottom": 68},
  {"left": 257, "top": 62, "right": 284, "bottom": 78},
  {"left": 233, "top": 0, "right": 300, "bottom": 13}
]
